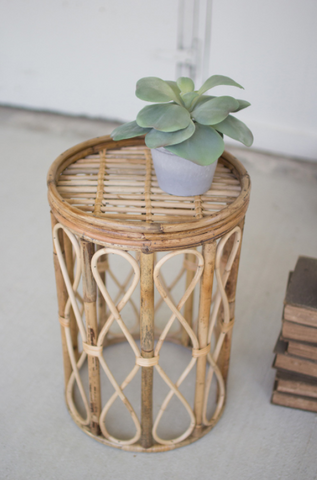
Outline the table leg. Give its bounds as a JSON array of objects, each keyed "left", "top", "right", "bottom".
[
  {"left": 81, "top": 240, "right": 101, "bottom": 435},
  {"left": 140, "top": 252, "right": 154, "bottom": 448},
  {"left": 194, "top": 241, "right": 217, "bottom": 431},
  {"left": 96, "top": 245, "right": 107, "bottom": 334},
  {"left": 182, "top": 252, "right": 196, "bottom": 346}
]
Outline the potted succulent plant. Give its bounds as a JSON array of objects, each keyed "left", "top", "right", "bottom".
[{"left": 111, "top": 75, "right": 253, "bottom": 196}]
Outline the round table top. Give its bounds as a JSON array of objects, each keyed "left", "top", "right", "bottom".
[{"left": 47, "top": 136, "right": 250, "bottom": 252}]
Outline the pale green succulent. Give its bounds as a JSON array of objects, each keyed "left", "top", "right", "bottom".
[{"left": 111, "top": 75, "right": 253, "bottom": 166}]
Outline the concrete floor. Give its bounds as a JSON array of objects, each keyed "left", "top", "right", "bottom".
[{"left": 1, "top": 106, "right": 317, "bottom": 479}]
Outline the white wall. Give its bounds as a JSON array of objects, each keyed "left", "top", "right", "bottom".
[
  {"left": 1, "top": 0, "right": 317, "bottom": 160},
  {"left": 209, "top": 0, "right": 317, "bottom": 160},
  {"left": 0, "top": 0, "right": 178, "bottom": 120}
]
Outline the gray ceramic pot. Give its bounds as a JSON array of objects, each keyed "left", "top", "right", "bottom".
[{"left": 151, "top": 147, "right": 218, "bottom": 197}]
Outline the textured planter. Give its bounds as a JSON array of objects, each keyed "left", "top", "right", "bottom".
[{"left": 151, "top": 147, "right": 218, "bottom": 196}]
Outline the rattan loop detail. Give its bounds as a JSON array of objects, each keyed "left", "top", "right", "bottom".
[
  {"left": 53, "top": 223, "right": 91, "bottom": 427},
  {"left": 218, "top": 318, "right": 235, "bottom": 334},
  {"left": 90, "top": 247, "right": 142, "bottom": 446},
  {"left": 202, "top": 226, "right": 241, "bottom": 427},
  {"left": 58, "top": 316, "right": 70, "bottom": 328},
  {"left": 136, "top": 356, "right": 159, "bottom": 367},
  {"left": 192, "top": 344, "right": 211, "bottom": 358},
  {"left": 83, "top": 343, "right": 103, "bottom": 357},
  {"left": 152, "top": 249, "right": 204, "bottom": 446}
]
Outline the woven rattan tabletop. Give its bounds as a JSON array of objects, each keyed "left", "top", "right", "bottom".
[{"left": 47, "top": 136, "right": 250, "bottom": 251}]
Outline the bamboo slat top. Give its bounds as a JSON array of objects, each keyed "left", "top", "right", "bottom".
[{"left": 47, "top": 136, "right": 250, "bottom": 251}]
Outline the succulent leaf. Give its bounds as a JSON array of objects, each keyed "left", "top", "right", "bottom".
[
  {"left": 233, "top": 99, "right": 251, "bottom": 112},
  {"left": 111, "top": 121, "right": 151, "bottom": 141},
  {"left": 145, "top": 121, "right": 195, "bottom": 148},
  {"left": 177, "top": 77, "right": 195, "bottom": 93},
  {"left": 213, "top": 115, "right": 254, "bottom": 146},
  {"left": 192, "top": 96, "right": 240, "bottom": 125},
  {"left": 136, "top": 77, "right": 181, "bottom": 104},
  {"left": 165, "top": 81, "right": 183, "bottom": 105},
  {"left": 182, "top": 92, "right": 199, "bottom": 110},
  {"left": 136, "top": 103, "right": 191, "bottom": 132},
  {"left": 190, "top": 94, "right": 215, "bottom": 110},
  {"left": 198, "top": 75, "right": 244, "bottom": 96},
  {"left": 165, "top": 124, "right": 224, "bottom": 166}
]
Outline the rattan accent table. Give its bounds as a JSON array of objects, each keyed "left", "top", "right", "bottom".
[{"left": 47, "top": 136, "right": 251, "bottom": 452}]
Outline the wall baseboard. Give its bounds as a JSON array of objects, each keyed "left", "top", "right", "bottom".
[
  {"left": 225, "top": 120, "right": 317, "bottom": 162},
  {"left": 1, "top": 103, "right": 316, "bottom": 162}
]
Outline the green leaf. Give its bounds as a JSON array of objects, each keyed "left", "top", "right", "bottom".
[
  {"left": 145, "top": 121, "right": 195, "bottom": 148},
  {"left": 136, "top": 77, "right": 181, "bottom": 104},
  {"left": 182, "top": 92, "right": 199, "bottom": 110},
  {"left": 192, "top": 96, "right": 240, "bottom": 125},
  {"left": 177, "top": 77, "right": 195, "bottom": 93},
  {"left": 233, "top": 99, "right": 251, "bottom": 112},
  {"left": 165, "top": 80, "right": 183, "bottom": 105},
  {"left": 213, "top": 115, "right": 254, "bottom": 146},
  {"left": 165, "top": 124, "right": 224, "bottom": 166},
  {"left": 190, "top": 94, "right": 215, "bottom": 110},
  {"left": 136, "top": 103, "right": 191, "bottom": 132},
  {"left": 198, "top": 75, "right": 244, "bottom": 95},
  {"left": 111, "top": 121, "right": 151, "bottom": 141}
]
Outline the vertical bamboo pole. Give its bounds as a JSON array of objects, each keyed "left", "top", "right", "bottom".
[
  {"left": 194, "top": 241, "right": 217, "bottom": 432},
  {"left": 217, "top": 218, "right": 245, "bottom": 384},
  {"left": 63, "top": 231, "right": 79, "bottom": 361},
  {"left": 51, "top": 212, "right": 72, "bottom": 390},
  {"left": 80, "top": 240, "right": 101, "bottom": 435},
  {"left": 182, "top": 252, "right": 196, "bottom": 346},
  {"left": 96, "top": 245, "right": 107, "bottom": 334},
  {"left": 140, "top": 252, "right": 154, "bottom": 448}
]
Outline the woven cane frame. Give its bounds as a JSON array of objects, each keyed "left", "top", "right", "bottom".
[{"left": 49, "top": 137, "right": 250, "bottom": 452}]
